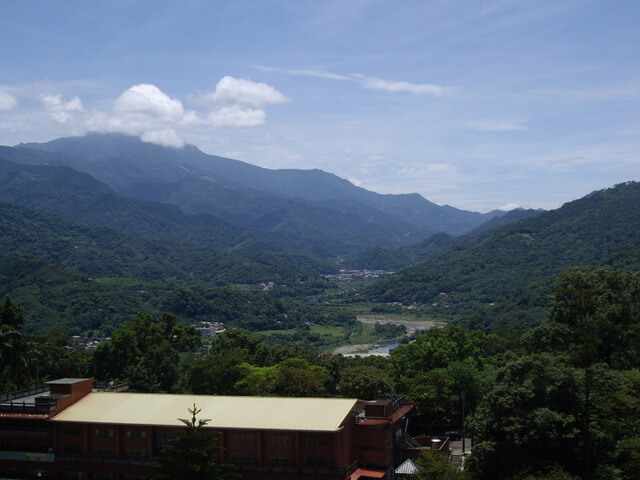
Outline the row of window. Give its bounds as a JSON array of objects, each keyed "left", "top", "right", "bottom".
[
  {"left": 63, "top": 427, "right": 147, "bottom": 439},
  {"left": 60, "top": 472, "right": 147, "bottom": 480},
  {"left": 63, "top": 445, "right": 147, "bottom": 458},
  {"left": 230, "top": 434, "right": 329, "bottom": 447}
]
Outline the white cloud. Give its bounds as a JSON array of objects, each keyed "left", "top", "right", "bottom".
[
  {"left": 2, "top": 78, "right": 289, "bottom": 148},
  {"left": 140, "top": 129, "right": 185, "bottom": 148},
  {"left": 115, "top": 84, "right": 184, "bottom": 121},
  {"left": 497, "top": 203, "right": 521, "bottom": 210},
  {"left": 256, "top": 65, "right": 455, "bottom": 97},
  {"left": 79, "top": 79, "right": 289, "bottom": 145},
  {"left": 206, "top": 106, "right": 266, "bottom": 127},
  {"left": 351, "top": 74, "right": 454, "bottom": 96},
  {"left": 40, "top": 94, "right": 83, "bottom": 122},
  {"left": 83, "top": 84, "right": 187, "bottom": 146},
  {"left": 207, "top": 76, "right": 290, "bottom": 108},
  {"left": 0, "top": 90, "right": 17, "bottom": 110}
]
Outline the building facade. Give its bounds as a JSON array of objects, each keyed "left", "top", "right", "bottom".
[{"left": 0, "top": 378, "right": 418, "bottom": 480}]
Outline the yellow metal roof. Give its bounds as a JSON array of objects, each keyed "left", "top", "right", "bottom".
[{"left": 52, "top": 393, "right": 358, "bottom": 432}]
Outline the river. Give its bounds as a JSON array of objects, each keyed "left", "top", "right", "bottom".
[{"left": 332, "top": 316, "right": 440, "bottom": 357}]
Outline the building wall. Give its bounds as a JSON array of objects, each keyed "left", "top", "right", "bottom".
[
  {"left": 1, "top": 381, "right": 413, "bottom": 480},
  {"left": 48, "top": 421, "right": 358, "bottom": 480}
]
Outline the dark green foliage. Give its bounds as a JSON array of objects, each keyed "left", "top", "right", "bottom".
[
  {"left": 470, "top": 267, "right": 640, "bottom": 480},
  {"left": 373, "top": 321, "right": 406, "bottom": 337},
  {"left": 389, "top": 326, "right": 513, "bottom": 432},
  {"left": 467, "top": 354, "right": 582, "bottom": 479},
  {"left": 154, "top": 404, "right": 229, "bottom": 480},
  {"left": 367, "top": 182, "right": 640, "bottom": 329},
  {"left": 0, "top": 296, "right": 35, "bottom": 393},
  {"left": 0, "top": 201, "right": 336, "bottom": 287},
  {"left": 348, "top": 232, "right": 457, "bottom": 270},
  {"left": 0, "top": 295, "right": 24, "bottom": 329},
  {"left": 92, "top": 312, "right": 196, "bottom": 392},
  {"left": 414, "top": 449, "right": 468, "bottom": 480},
  {"left": 0, "top": 254, "right": 337, "bottom": 335},
  {"left": 336, "top": 365, "right": 392, "bottom": 400}
]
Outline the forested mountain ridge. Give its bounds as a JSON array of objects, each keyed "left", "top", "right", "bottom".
[
  {"left": 0, "top": 156, "right": 258, "bottom": 250},
  {"left": 0, "top": 201, "right": 336, "bottom": 288},
  {"left": 348, "top": 209, "right": 542, "bottom": 270},
  {"left": 367, "top": 181, "right": 640, "bottom": 326},
  {"left": 9, "top": 133, "right": 500, "bottom": 255}
]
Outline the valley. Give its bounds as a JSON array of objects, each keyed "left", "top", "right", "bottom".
[{"left": 1, "top": 134, "right": 640, "bottom": 480}]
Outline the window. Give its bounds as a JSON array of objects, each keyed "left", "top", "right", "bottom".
[
  {"left": 94, "top": 428, "right": 113, "bottom": 438},
  {"left": 268, "top": 454, "right": 291, "bottom": 464},
  {"left": 92, "top": 446, "right": 114, "bottom": 456},
  {"left": 63, "top": 427, "right": 82, "bottom": 437},
  {"left": 307, "top": 437, "right": 329, "bottom": 447},
  {"left": 62, "top": 445, "right": 83, "bottom": 455},
  {"left": 125, "top": 447, "right": 148, "bottom": 459},
  {"left": 267, "top": 435, "right": 291, "bottom": 447},
  {"left": 126, "top": 429, "right": 147, "bottom": 440},
  {"left": 230, "top": 453, "right": 254, "bottom": 462},
  {"left": 231, "top": 433, "right": 253, "bottom": 445},
  {"left": 93, "top": 474, "right": 117, "bottom": 480}
]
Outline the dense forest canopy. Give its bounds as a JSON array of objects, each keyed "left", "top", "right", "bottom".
[{"left": 3, "top": 266, "right": 640, "bottom": 479}]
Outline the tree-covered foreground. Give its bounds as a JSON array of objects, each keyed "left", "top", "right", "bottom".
[{"left": 2, "top": 266, "right": 640, "bottom": 479}]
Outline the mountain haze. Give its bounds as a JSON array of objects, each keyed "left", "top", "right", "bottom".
[{"left": 14, "top": 133, "right": 497, "bottom": 255}]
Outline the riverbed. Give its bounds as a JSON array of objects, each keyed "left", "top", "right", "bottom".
[{"left": 332, "top": 316, "right": 440, "bottom": 357}]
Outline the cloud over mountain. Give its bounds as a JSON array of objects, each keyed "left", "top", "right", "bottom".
[
  {"left": 33, "top": 78, "right": 290, "bottom": 148},
  {"left": 0, "top": 90, "right": 17, "bottom": 110}
]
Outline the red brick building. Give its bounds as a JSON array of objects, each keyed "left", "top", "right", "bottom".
[{"left": 0, "top": 378, "right": 417, "bottom": 479}]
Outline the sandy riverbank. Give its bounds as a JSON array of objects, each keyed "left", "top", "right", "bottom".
[{"left": 332, "top": 316, "right": 439, "bottom": 356}]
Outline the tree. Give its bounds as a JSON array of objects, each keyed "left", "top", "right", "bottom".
[
  {"left": 272, "top": 357, "right": 328, "bottom": 397},
  {"left": 467, "top": 354, "right": 581, "bottom": 480},
  {"left": 0, "top": 295, "right": 25, "bottom": 330},
  {"left": 155, "top": 404, "right": 230, "bottom": 480},
  {"left": 414, "top": 449, "right": 467, "bottom": 480},
  {"left": 336, "top": 365, "right": 392, "bottom": 400}
]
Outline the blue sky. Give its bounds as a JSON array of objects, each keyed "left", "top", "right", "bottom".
[{"left": 1, "top": 1, "right": 639, "bottom": 212}]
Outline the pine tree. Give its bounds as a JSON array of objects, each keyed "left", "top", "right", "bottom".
[{"left": 154, "top": 404, "right": 230, "bottom": 480}]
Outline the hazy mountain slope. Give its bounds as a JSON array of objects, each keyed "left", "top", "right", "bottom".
[
  {"left": 16, "top": 133, "right": 494, "bottom": 250},
  {"left": 0, "top": 202, "right": 336, "bottom": 285},
  {"left": 0, "top": 151, "right": 424, "bottom": 256},
  {"left": 348, "top": 233, "right": 457, "bottom": 270},
  {"left": 348, "top": 209, "right": 541, "bottom": 270},
  {"left": 367, "top": 182, "right": 640, "bottom": 325},
  {"left": 0, "top": 156, "right": 257, "bottom": 250}
]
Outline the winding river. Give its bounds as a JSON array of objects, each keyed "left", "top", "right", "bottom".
[{"left": 332, "top": 316, "right": 440, "bottom": 356}]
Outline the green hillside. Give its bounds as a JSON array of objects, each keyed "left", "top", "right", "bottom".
[
  {"left": 0, "top": 202, "right": 336, "bottom": 285},
  {"left": 366, "top": 182, "right": 640, "bottom": 327}
]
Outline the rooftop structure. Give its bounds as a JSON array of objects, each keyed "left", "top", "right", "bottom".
[
  {"left": 53, "top": 393, "right": 358, "bottom": 431},
  {"left": 1, "top": 379, "right": 418, "bottom": 480}
]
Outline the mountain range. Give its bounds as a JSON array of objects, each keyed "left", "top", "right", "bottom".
[
  {"left": 5, "top": 133, "right": 500, "bottom": 257},
  {"left": 2, "top": 133, "right": 638, "bottom": 335}
]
